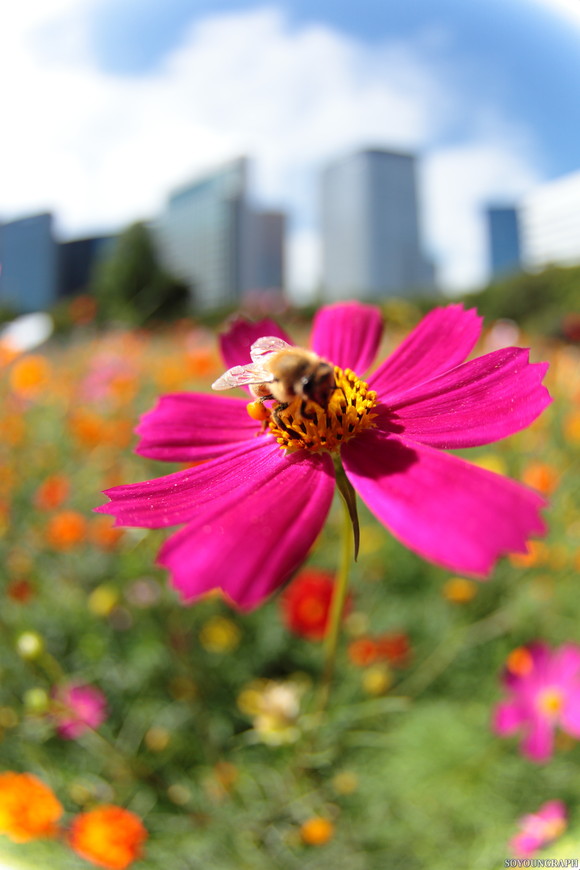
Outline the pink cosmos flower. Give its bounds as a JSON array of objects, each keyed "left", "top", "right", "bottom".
[
  {"left": 52, "top": 683, "right": 108, "bottom": 739},
  {"left": 509, "top": 800, "right": 567, "bottom": 858},
  {"left": 96, "top": 303, "right": 550, "bottom": 610},
  {"left": 493, "top": 643, "right": 580, "bottom": 762}
]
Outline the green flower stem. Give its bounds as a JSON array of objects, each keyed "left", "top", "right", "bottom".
[{"left": 318, "top": 484, "right": 355, "bottom": 711}]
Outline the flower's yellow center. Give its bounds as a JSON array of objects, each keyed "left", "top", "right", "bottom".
[
  {"left": 537, "top": 687, "right": 564, "bottom": 717},
  {"left": 539, "top": 817, "right": 566, "bottom": 840},
  {"left": 267, "top": 366, "right": 378, "bottom": 453}
]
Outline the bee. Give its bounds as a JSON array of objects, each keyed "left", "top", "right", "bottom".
[{"left": 212, "top": 337, "right": 336, "bottom": 416}]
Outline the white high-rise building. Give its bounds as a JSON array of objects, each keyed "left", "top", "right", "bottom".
[
  {"left": 521, "top": 169, "right": 580, "bottom": 271},
  {"left": 320, "top": 148, "right": 435, "bottom": 301}
]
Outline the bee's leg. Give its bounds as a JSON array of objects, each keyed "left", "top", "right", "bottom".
[
  {"left": 271, "top": 402, "right": 290, "bottom": 430},
  {"left": 299, "top": 399, "right": 318, "bottom": 421}
]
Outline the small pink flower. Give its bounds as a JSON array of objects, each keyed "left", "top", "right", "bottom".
[
  {"left": 52, "top": 683, "right": 107, "bottom": 740},
  {"left": 493, "top": 643, "right": 580, "bottom": 762},
  {"left": 97, "top": 303, "right": 550, "bottom": 610},
  {"left": 510, "top": 800, "right": 567, "bottom": 858}
]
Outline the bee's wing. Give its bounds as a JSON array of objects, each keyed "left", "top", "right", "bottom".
[
  {"left": 211, "top": 362, "right": 275, "bottom": 391},
  {"left": 250, "top": 336, "right": 292, "bottom": 363}
]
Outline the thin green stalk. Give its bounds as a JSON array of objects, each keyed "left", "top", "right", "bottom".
[{"left": 317, "top": 491, "right": 354, "bottom": 711}]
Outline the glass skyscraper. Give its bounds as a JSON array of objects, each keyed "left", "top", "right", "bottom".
[
  {"left": 155, "top": 157, "right": 251, "bottom": 311},
  {"left": 485, "top": 205, "right": 522, "bottom": 280},
  {"left": 0, "top": 213, "right": 59, "bottom": 312},
  {"left": 320, "top": 148, "right": 435, "bottom": 301},
  {"left": 155, "top": 157, "right": 285, "bottom": 311}
]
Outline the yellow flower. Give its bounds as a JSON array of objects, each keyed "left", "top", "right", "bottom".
[
  {"left": 199, "top": 616, "right": 241, "bottom": 653},
  {"left": 88, "top": 585, "right": 120, "bottom": 617},
  {"left": 442, "top": 577, "right": 478, "bottom": 604},
  {"left": 362, "top": 664, "right": 392, "bottom": 696},
  {"left": 472, "top": 453, "right": 507, "bottom": 475},
  {"left": 332, "top": 771, "right": 359, "bottom": 795}
]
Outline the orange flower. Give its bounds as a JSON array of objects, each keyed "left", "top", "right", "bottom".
[
  {"left": 348, "top": 632, "right": 410, "bottom": 667},
  {"left": 90, "top": 516, "right": 124, "bottom": 551},
  {"left": 69, "top": 806, "right": 147, "bottom": 870},
  {"left": 507, "top": 646, "right": 534, "bottom": 677},
  {"left": 509, "top": 540, "right": 548, "bottom": 569},
  {"left": 69, "top": 410, "right": 109, "bottom": 450},
  {"left": 9, "top": 354, "right": 51, "bottom": 398},
  {"left": 0, "top": 772, "right": 63, "bottom": 842},
  {"left": 348, "top": 637, "right": 378, "bottom": 667},
  {"left": 300, "top": 816, "right": 335, "bottom": 846},
  {"left": 7, "top": 579, "right": 35, "bottom": 603},
  {"left": 521, "top": 462, "right": 559, "bottom": 495},
  {"left": 0, "top": 414, "right": 25, "bottom": 446},
  {"left": 375, "top": 632, "right": 411, "bottom": 665},
  {"left": 186, "top": 348, "right": 218, "bottom": 378},
  {"left": 563, "top": 411, "right": 580, "bottom": 444},
  {"left": 0, "top": 340, "right": 17, "bottom": 367},
  {"left": 35, "top": 475, "right": 70, "bottom": 511},
  {"left": 46, "top": 510, "right": 88, "bottom": 550}
]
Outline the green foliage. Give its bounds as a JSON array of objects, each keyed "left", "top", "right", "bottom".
[
  {"left": 91, "top": 223, "right": 190, "bottom": 326},
  {"left": 464, "top": 264, "right": 580, "bottom": 333},
  {"left": 0, "top": 322, "right": 578, "bottom": 869}
]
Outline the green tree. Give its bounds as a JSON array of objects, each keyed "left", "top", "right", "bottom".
[
  {"left": 464, "top": 264, "right": 580, "bottom": 333},
  {"left": 92, "top": 222, "right": 190, "bottom": 325}
]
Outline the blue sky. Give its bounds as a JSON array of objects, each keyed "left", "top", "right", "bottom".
[
  {"left": 90, "top": 0, "right": 580, "bottom": 177},
  {"left": 1, "top": 0, "right": 579, "bottom": 296}
]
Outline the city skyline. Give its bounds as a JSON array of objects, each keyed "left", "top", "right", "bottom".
[
  {"left": 4, "top": 148, "right": 580, "bottom": 314},
  {"left": 2, "top": 0, "right": 579, "bottom": 300}
]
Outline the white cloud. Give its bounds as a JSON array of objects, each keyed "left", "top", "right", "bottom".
[
  {"left": 422, "top": 128, "right": 541, "bottom": 291},
  {"left": 0, "top": 4, "right": 543, "bottom": 297}
]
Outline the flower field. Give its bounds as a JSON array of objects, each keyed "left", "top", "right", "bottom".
[{"left": 0, "top": 308, "right": 579, "bottom": 869}]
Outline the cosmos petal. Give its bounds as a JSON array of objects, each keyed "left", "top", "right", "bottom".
[
  {"left": 493, "top": 700, "right": 527, "bottom": 736},
  {"left": 219, "top": 316, "right": 292, "bottom": 369},
  {"left": 560, "top": 693, "right": 580, "bottom": 737},
  {"left": 369, "top": 305, "right": 483, "bottom": 400},
  {"left": 342, "top": 431, "right": 546, "bottom": 577},
  {"left": 96, "top": 437, "right": 281, "bottom": 528},
  {"left": 135, "top": 393, "right": 260, "bottom": 462},
  {"left": 310, "top": 302, "right": 383, "bottom": 375},
  {"left": 502, "top": 642, "right": 551, "bottom": 690},
  {"left": 521, "top": 717, "right": 555, "bottom": 763},
  {"left": 385, "top": 348, "right": 552, "bottom": 448},
  {"left": 158, "top": 451, "right": 335, "bottom": 610},
  {"left": 553, "top": 644, "right": 580, "bottom": 684}
]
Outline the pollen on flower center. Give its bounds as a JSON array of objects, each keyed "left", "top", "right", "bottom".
[
  {"left": 267, "top": 366, "right": 378, "bottom": 453},
  {"left": 538, "top": 688, "right": 564, "bottom": 716}
]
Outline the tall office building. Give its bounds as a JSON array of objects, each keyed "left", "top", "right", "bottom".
[
  {"left": 485, "top": 205, "right": 522, "bottom": 280},
  {"left": 155, "top": 157, "right": 285, "bottom": 311},
  {"left": 0, "top": 213, "right": 59, "bottom": 313},
  {"left": 521, "top": 169, "right": 580, "bottom": 271},
  {"left": 320, "top": 148, "right": 435, "bottom": 301},
  {"left": 247, "top": 210, "right": 286, "bottom": 292}
]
